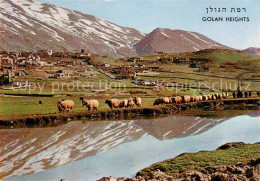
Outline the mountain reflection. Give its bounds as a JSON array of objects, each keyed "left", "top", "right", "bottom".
[{"left": 0, "top": 116, "right": 224, "bottom": 179}]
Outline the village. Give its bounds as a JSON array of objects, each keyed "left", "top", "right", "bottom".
[
  {"left": 0, "top": 48, "right": 221, "bottom": 91},
  {"left": 0, "top": 48, "right": 259, "bottom": 120}
]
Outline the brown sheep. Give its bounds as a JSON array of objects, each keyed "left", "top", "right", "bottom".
[
  {"left": 162, "top": 97, "right": 172, "bottom": 104},
  {"left": 80, "top": 98, "right": 99, "bottom": 111},
  {"left": 212, "top": 95, "right": 217, "bottom": 100},
  {"left": 172, "top": 96, "right": 182, "bottom": 104},
  {"left": 127, "top": 98, "right": 135, "bottom": 108},
  {"left": 202, "top": 95, "right": 208, "bottom": 101},
  {"left": 221, "top": 92, "right": 226, "bottom": 99},
  {"left": 154, "top": 98, "right": 163, "bottom": 106},
  {"left": 195, "top": 96, "right": 200, "bottom": 102},
  {"left": 134, "top": 97, "right": 142, "bottom": 107},
  {"left": 207, "top": 94, "right": 212, "bottom": 100},
  {"left": 190, "top": 95, "right": 196, "bottom": 102},
  {"left": 57, "top": 100, "right": 75, "bottom": 113},
  {"left": 105, "top": 99, "right": 121, "bottom": 109},
  {"left": 119, "top": 99, "right": 128, "bottom": 108},
  {"left": 182, "top": 95, "right": 191, "bottom": 103}
]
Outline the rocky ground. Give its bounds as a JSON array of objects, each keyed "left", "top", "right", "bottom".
[
  {"left": 98, "top": 158, "right": 260, "bottom": 181},
  {"left": 98, "top": 142, "right": 260, "bottom": 181}
]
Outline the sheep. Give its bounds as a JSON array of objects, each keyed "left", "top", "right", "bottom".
[
  {"left": 127, "top": 98, "right": 135, "bottom": 108},
  {"left": 162, "top": 97, "right": 172, "bottom": 104},
  {"left": 190, "top": 95, "right": 197, "bottom": 102},
  {"left": 212, "top": 95, "right": 217, "bottom": 100},
  {"left": 80, "top": 97, "right": 99, "bottom": 111},
  {"left": 233, "top": 92, "right": 237, "bottom": 99},
  {"left": 202, "top": 95, "right": 208, "bottom": 101},
  {"left": 195, "top": 96, "right": 201, "bottom": 102},
  {"left": 57, "top": 100, "right": 75, "bottom": 113},
  {"left": 207, "top": 94, "right": 212, "bottom": 100},
  {"left": 134, "top": 97, "right": 142, "bottom": 107},
  {"left": 172, "top": 96, "right": 182, "bottom": 104},
  {"left": 182, "top": 95, "right": 191, "bottom": 103},
  {"left": 105, "top": 99, "right": 121, "bottom": 109},
  {"left": 119, "top": 99, "right": 128, "bottom": 108},
  {"left": 153, "top": 98, "right": 163, "bottom": 106}
]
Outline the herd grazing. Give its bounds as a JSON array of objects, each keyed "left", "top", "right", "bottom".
[
  {"left": 56, "top": 91, "right": 259, "bottom": 113},
  {"left": 154, "top": 92, "right": 229, "bottom": 106}
]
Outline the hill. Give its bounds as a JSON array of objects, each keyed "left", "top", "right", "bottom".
[{"left": 134, "top": 28, "right": 230, "bottom": 56}]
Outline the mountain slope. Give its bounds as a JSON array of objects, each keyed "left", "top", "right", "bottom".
[
  {"left": 243, "top": 47, "right": 260, "bottom": 56},
  {"left": 134, "top": 28, "right": 230, "bottom": 55},
  {"left": 0, "top": 0, "right": 145, "bottom": 57}
]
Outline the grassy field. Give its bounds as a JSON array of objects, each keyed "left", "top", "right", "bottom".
[
  {"left": 1, "top": 49, "right": 260, "bottom": 117},
  {"left": 0, "top": 96, "right": 156, "bottom": 116},
  {"left": 137, "top": 142, "right": 260, "bottom": 176}
]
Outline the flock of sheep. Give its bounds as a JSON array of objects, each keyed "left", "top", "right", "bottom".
[
  {"left": 56, "top": 97, "right": 142, "bottom": 113},
  {"left": 153, "top": 92, "right": 229, "bottom": 105},
  {"left": 56, "top": 92, "right": 232, "bottom": 113}
]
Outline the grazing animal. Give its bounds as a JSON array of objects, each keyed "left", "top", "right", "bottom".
[
  {"left": 198, "top": 95, "right": 203, "bottom": 101},
  {"left": 154, "top": 98, "right": 163, "bottom": 106},
  {"left": 214, "top": 93, "right": 219, "bottom": 99},
  {"left": 207, "top": 94, "right": 212, "bottom": 100},
  {"left": 182, "top": 95, "right": 191, "bottom": 103},
  {"left": 219, "top": 94, "right": 223, "bottom": 100},
  {"left": 221, "top": 93, "right": 226, "bottom": 99},
  {"left": 80, "top": 97, "right": 99, "bottom": 111},
  {"left": 105, "top": 99, "right": 121, "bottom": 109},
  {"left": 212, "top": 95, "right": 217, "bottom": 100},
  {"left": 233, "top": 92, "right": 237, "bottom": 99},
  {"left": 195, "top": 96, "right": 200, "bottom": 102},
  {"left": 172, "top": 96, "right": 182, "bottom": 104},
  {"left": 237, "top": 92, "right": 243, "bottom": 98},
  {"left": 39, "top": 100, "right": 42, "bottom": 104},
  {"left": 154, "top": 97, "right": 172, "bottom": 106},
  {"left": 162, "top": 97, "right": 172, "bottom": 104},
  {"left": 57, "top": 100, "right": 75, "bottom": 113},
  {"left": 244, "top": 92, "right": 248, "bottom": 98},
  {"left": 127, "top": 98, "right": 135, "bottom": 108},
  {"left": 134, "top": 97, "right": 142, "bottom": 107},
  {"left": 225, "top": 92, "right": 229, "bottom": 98},
  {"left": 119, "top": 99, "right": 128, "bottom": 108},
  {"left": 202, "top": 95, "right": 208, "bottom": 101},
  {"left": 190, "top": 95, "right": 196, "bottom": 102}
]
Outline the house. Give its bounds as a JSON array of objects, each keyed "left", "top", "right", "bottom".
[
  {"left": 134, "top": 79, "right": 156, "bottom": 86},
  {"left": 127, "top": 57, "right": 143, "bottom": 63},
  {"left": 1, "top": 57, "right": 14, "bottom": 65},
  {"left": 55, "top": 70, "right": 74, "bottom": 78}
]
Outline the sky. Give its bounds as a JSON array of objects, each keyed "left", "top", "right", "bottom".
[{"left": 39, "top": 0, "right": 260, "bottom": 49}]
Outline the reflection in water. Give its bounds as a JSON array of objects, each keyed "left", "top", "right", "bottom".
[{"left": 1, "top": 112, "right": 260, "bottom": 181}]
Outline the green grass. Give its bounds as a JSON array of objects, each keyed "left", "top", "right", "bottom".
[
  {"left": 0, "top": 96, "right": 156, "bottom": 116},
  {"left": 206, "top": 50, "right": 260, "bottom": 64},
  {"left": 137, "top": 143, "right": 260, "bottom": 176}
]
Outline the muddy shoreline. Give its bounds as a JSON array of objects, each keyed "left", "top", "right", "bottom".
[{"left": 0, "top": 98, "right": 259, "bottom": 128}]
